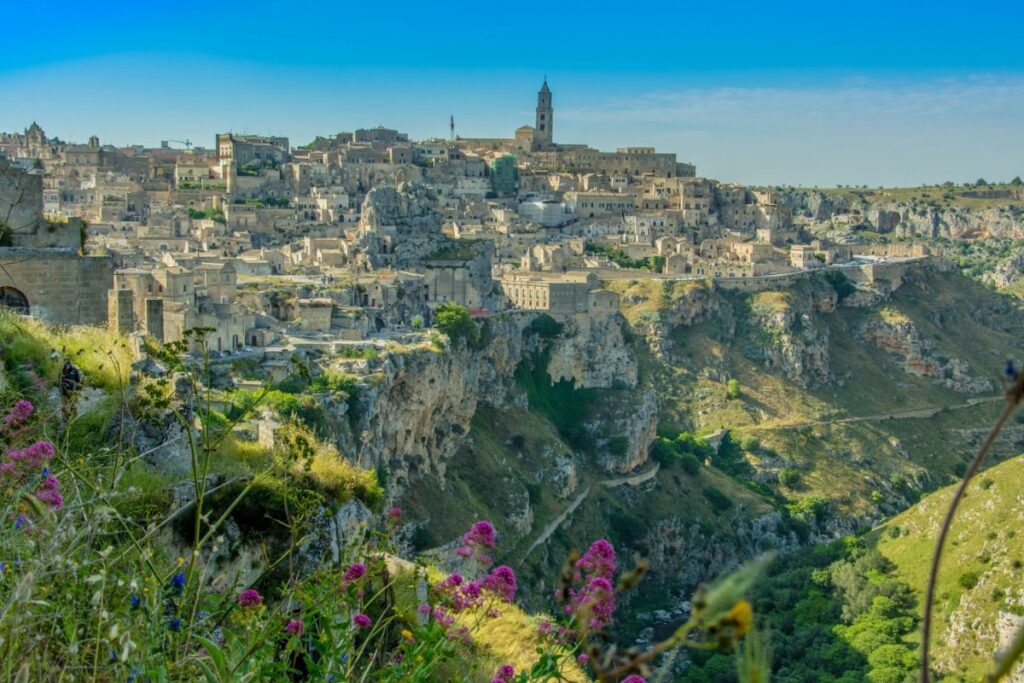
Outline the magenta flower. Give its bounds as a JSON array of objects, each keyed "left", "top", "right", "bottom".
[
  {"left": 462, "top": 520, "right": 496, "bottom": 549},
  {"left": 342, "top": 562, "right": 367, "bottom": 582},
  {"left": 352, "top": 613, "right": 372, "bottom": 629},
  {"left": 284, "top": 619, "right": 304, "bottom": 636},
  {"left": 388, "top": 507, "right": 402, "bottom": 521},
  {"left": 483, "top": 565, "right": 517, "bottom": 603},
  {"left": 237, "top": 588, "right": 262, "bottom": 607},
  {"left": 494, "top": 664, "right": 516, "bottom": 681},
  {"left": 575, "top": 539, "right": 616, "bottom": 580},
  {"left": 577, "top": 652, "right": 589, "bottom": 664},
  {"left": 35, "top": 471, "right": 63, "bottom": 510},
  {"left": 622, "top": 677, "right": 646, "bottom": 683},
  {"left": 536, "top": 620, "right": 554, "bottom": 637},
  {"left": 432, "top": 605, "right": 455, "bottom": 628},
  {"left": 2, "top": 400, "right": 33, "bottom": 431},
  {"left": 417, "top": 602, "right": 431, "bottom": 614}
]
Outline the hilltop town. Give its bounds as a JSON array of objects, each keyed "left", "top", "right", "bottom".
[{"left": 0, "top": 81, "right": 935, "bottom": 351}]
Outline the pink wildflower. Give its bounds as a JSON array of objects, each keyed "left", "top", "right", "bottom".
[
  {"left": 387, "top": 507, "right": 402, "bottom": 521},
  {"left": 462, "top": 520, "right": 496, "bottom": 549},
  {"left": 352, "top": 613, "right": 372, "bottom": 629},
  {"left": 536, "top": 620, "right": 554, "bottom": 637},
  {"left": 432, "top": 605, "right": 455, "bottom": 628},
  {"left": 34, "top": 471, "right": 63, "bottom": 510},
  {"left": 494, "top": 664, "right": 515, "bottom": 681},
  {"left": 622, "top": 677, "right": 645, "bottom": 683},
  {"left": 237, "top": 588, "right": 262, "bottom": 607},
  {"left": 342, "top": 562, "right": 367, "bottom": 582},
  {"left": 284, "top": 619, "right": 304, "bottom": 636},
  {"left": 577, "top": 652, "right": 589, "bottom": 664},
  {"left": 483, "top": 565, "right": 517, "bottom": 603}
]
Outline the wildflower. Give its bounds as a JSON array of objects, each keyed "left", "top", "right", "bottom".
[
  {"left": 284, "top": 619, "right": 304, "bottom": 636},
  {"left": 569, "top": 577, "right": 615, "bottom": 631},
  {"left": 622, "top": 676, "right": 645, "bottom": 683},
  {"left": 170, "top": 572, "right": 186, "bottom": 594},
  {"left": 417, "top": 602, "right": 431, "bottom": 614},
  {"left": 352, "top": 613, "right": 372, "bottom": 629},
  {"left": 495, "top": 664, "right": 515, "bottom": 680},
  {"left": 576, "top": 652, "right": 589, "bottom": 664},
  {"left": 168, "top": 618, "right": 182, "bottom": 631},
  {"left": 724, "top": 599, "right": 753, "bottom": 636},
  {"left": 35, "top": 471, "right": 63, "bottom": 510},
  {"left": 400, "top": 629, "right": 414, "bottom": 640},
  {"left": 388, "top": 507, "right": 402, "bottom": 521},
  {"left": 575, "top": 539, "right": 616, "bottom": 580},
  {"left": 483, "top": 565, "right": 517, "bottom": 602},
  {"left": 129, "top": 595, "right": 141, "bottom": 609},
  {"left": 536, "top": 620, "right": 554, "bottom": 637},
  {"left": 1005, "top": 359, "right": 1019, "bottom": 382},
  {"left": 432, "top": 605, "right": 454, "bottom": 628},
  {"left": 342, "top": 562, "right": 367, "bottom": 583},
  {"left": 459, "top": 520, "right": 496, "bottom": 557},
  {"left": 237, "top": 588, "right": 262, "bottom": 607}
]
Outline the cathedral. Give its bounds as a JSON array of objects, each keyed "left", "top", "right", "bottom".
[{"left": 514, "top": 79, "right": 555, "bottom": 152}]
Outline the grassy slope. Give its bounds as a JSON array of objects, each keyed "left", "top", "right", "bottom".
[
  {"left": 617, "top": 269, "right": 1017, "bottom": 519},
  {"left": 800, "top": 184, "right": 1024, "bottom": 211},
  {"left": 871, "top": 453, "right": 1024, "bottom": 680}
]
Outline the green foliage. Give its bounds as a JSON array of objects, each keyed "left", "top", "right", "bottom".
[
  {"left": 726, "top": 379, "right": 742, "bottom": 400},
  {"left": 434, "top": 302, "right": 478, "bottom": 346},
  {"left": 958, "top": 570, "right": 980, "bottom": 590},
  {"left": 824, "top": 269, "right": 857, "bottom": 301},
  {"left": 703, "top": 485, "right": 734, "bottom": 511},
  {"left": 650, "top": 431, "right": 711, "bottom": 472},
  {"left": 607, "top": 435, "right": 629, "bottom": 456},
  {"left": 779, "top": 468, "right": 802, "bottom": 488},
  {"left": 513, "top": 350, "right": 597, "bottom": 452},
  {"left": 740, "top": 435, "right": 761, "bottom": 452},
  {"left": 787, "top": 496, "right": 831, "bottom": 523},
  {"left": 525, "top": 313, "right": 564, "bottom": 339},
  {"left": 584, "top": 241, "right": 664, "bottom": 271}
]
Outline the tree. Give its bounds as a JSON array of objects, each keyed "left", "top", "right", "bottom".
[
  {"left": 1011, "top": 176, "right": 1023, "bottom": 187},
  {"left": 434, "top": 303, "right": 478, "bottom": 346}
]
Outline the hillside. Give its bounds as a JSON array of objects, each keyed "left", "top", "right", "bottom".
[{"left": 873, "top": 453, "right": 1024, "bottom": 680}]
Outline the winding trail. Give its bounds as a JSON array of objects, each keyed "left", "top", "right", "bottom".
[
  {"left": 746, "top": 394, "right": 1003, "bottom": 432},
  {"left": 520, "top": 462, "right": 662, "bottom": 562}
]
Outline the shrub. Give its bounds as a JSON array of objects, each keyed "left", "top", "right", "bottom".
[
  {"left": 679, "top": 452, "right": 702, "bottom": 476},
  {"left": 525, "top": 313, "right": 563, "bottom": 339},
  {"left": 740, "top": 436, "right": 760, "bottom": 452},
  {"left": 703, "top": 485, "right": 733, "bottom": 511},
  {"left": 778, "top": 468, "right": 801, "bottom": 488},
  {"left": 958, "top": 571, "right": 980, "bottom": 590},
  {"left": 726, "top": 379, "right": 742, "bottom": 400},
  {"left": 435, "top": 302, "right": 478, "bottom": 346}
]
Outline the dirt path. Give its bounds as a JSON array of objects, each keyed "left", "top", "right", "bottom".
[
  {"left": 521, "top": 485, "right": 591, "bottom": 561},
  {"left": 520, "top": 462, "right": 663, "bottom": 562},
  {"left": 749, "top": 394, "right": 1003, "bottom": 432}
]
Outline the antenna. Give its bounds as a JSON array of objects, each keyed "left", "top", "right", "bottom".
[{"left": 449, "top": 115, "right": 455, "bottom": 141}]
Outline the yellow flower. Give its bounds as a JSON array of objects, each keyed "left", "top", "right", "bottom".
[
  {"left": 726, "top": 599, "right": 753, "bottom": 635},
  {"left": 416, "top": 655, "right": 424, "bottom": 663},
  {"left": 400, "top": 629, "right": 413, "bottom": 640}
]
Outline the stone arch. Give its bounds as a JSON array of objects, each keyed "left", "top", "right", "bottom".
[{"left": 0, "top": 287, "right": 29, "bottom": 314}]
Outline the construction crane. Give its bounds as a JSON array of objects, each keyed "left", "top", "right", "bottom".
[{"left": 168, "top": 139, "right": 193, "bottom": 149}]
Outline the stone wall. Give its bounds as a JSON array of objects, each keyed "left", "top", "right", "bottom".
[{"left": 0, "top": 248, "right": 112, "bottom": 324}]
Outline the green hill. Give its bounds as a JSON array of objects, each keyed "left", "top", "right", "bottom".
[{"left": 873, "top": 452, "right": 1024, "bottom": 680}]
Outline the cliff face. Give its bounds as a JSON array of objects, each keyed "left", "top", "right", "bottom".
[
  {"left": 326, "top": 311, "right": 642, "bottom": 495},
  {"left": 782, "top": 190, "right": 1024, "bottom": 240},
  {"left": 858, "top": 313, "right": 992, "bottom": 394},
  {"left": 743, "top": 288, "right": 833, "bottom": 386}
]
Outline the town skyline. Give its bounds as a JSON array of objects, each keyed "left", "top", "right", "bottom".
[{"left": 3, "top": 0, "right": 1023, "bottom": 187}]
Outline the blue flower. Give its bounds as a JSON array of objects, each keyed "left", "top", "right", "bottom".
[
  {"left": 127, "top": 667, "right": 142, "bottom": 682},
  {"left": 130, "top": 594, "right": 141, "bottom": 608},
  {"left": 170, "top": 572, "right": 186, "bottom": 593},
  {"left": 168, "top": 618, "right": 182, "bottom": 631},
  {"left": 1005, "top": 359, "right": 1019, "bottom": 382}
]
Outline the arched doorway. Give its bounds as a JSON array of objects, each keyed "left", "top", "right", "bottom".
[{"left": 0, "top": 287, "right": 29, "bottom": 315}]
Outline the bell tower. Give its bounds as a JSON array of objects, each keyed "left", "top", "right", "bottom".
[{"left": 535, "top": 78, "right": 553, "bottom": 149}]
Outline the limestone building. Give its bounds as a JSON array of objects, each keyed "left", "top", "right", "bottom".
[{"left": 0, "top": 156, "right": 112, "bottom": 324}]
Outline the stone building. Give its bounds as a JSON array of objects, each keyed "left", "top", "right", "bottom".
[
  {"left": 501, "top": 270, "right": 610, "bottom": 316},
  {"left": 0, "top": 157, "right": 112, "bottom": 324}
]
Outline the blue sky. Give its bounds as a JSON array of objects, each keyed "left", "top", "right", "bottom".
[{"left": 2, "top": 0, "right": 1022, "bottom": 186}]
